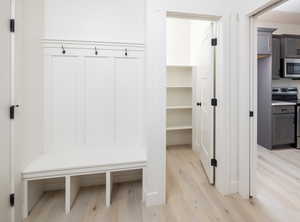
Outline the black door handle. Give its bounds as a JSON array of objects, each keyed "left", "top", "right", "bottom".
[
  {"left": 10, "top": 104, "right": 20, "bottom": 120},
  {"left": 196, "top": 102, "right": 202, "bottom": 106}
]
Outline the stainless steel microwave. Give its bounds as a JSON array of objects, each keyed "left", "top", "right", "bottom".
[{"left": 283, "top": 58, "right": 300, "bottom": 78}]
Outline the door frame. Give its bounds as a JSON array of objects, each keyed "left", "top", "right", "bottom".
[
  {"left": 9, "top": 0, "right": 15, "bottom": 220},
  {"left": 165, "top": 11, "right": 234, "bottom": 194},
  {"left": 244, "top": 0, "right": 289, "bottom": 198}
]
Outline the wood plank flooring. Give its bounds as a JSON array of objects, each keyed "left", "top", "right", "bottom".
[{"left": 25, "top": 146, "right": 300, "bottom": 222}]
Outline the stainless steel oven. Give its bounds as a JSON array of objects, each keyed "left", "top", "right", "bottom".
[{"left": 283, "top": 58, "right": 300, "bottom": 78}]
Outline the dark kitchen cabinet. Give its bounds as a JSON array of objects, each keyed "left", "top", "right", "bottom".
[
  {"left": 258, "top": 57, "right": 272, "bottom": 149},
  {"left": 272, "top": 36, "right": 281, "bottom": 79},
  {"left": 258, "top": 28, "right": 276, "bottom": 55},
  {"left": 281, "top": 35, "right": 300, "bottom": 58},
  {"left": 272, "top": 106, "right": 295, "bottom": 146}
]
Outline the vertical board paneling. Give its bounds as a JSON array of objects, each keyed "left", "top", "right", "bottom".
[
  {"left": 44, "top": 46, "right": 144, "bottom": 152},
  {"left": 84, "top": 57, "right": 114, "bottom": 147},
  {"left": 45, "top": 56, "right": 82, "bottom": 151},
  {"left": 115, "top": 57, "right": 143, "bottom": 148}
]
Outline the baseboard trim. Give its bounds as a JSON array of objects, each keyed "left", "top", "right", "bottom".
[{"left": 145, "top": 191, "right": 165, "bottom": 206}]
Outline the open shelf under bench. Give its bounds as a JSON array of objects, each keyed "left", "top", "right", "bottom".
[{"left": 22, "top": 148, "right": 147, "bottom": 218}]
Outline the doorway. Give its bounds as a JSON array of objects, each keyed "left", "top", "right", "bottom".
[
  {"left": 166, "top": 14, "right": 218, "bottom": 188},
  {"left": 250, "top": 0, "right": 300, "bottom": 214}
]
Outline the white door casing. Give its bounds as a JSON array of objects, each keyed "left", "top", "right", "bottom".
[
  {"left": 0, "top": 0, "right": 12, "bottom": 220},
  {"left": 198, "top": 22, "right": 216, "bottom": 184},
  {"left": 193, "top": 67, "right": 201, "bottom": 153}
]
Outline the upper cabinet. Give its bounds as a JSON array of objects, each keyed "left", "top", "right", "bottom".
[
  {"left": 257, "top": 28, "right": 277, "bottom": 55},
  {"left": 272, "top": 35, "right": 281, "bottom": 80},
  {"left": 281, "top": 35, "right": 300, "bottom": 58}
]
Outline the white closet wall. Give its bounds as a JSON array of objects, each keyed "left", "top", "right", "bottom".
[
  {"left": 166, "top": 18, "right": 212, "bottom": 148},
  {"left": 167, "top": 18, "right": 191, "bottom": 65}
]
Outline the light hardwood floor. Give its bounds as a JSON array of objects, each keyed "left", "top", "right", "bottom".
[{"left": 25, "top": 146, "right": 300, "bottom": 222}]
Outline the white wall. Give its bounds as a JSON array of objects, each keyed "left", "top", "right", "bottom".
[
  {"left": 167, "top": 0, "right": 230, "bottom": 16},
  {"left": 167, "top": 18, "right": 191, "bottom": 65},
  {"left": 145, "top": 0, "right": 167, "bottom": 206},
  {"left": 166, "top": 18, "right": 211, "bottom": 65},
  {"left": 44, "top": 0, "right": 145, "bottom": 43},
  {"left": 234, "top": 0, "right": 282, "bottom": 14},
  {"left": 14, "top": 0, "right": 45, "bottom": 221}
]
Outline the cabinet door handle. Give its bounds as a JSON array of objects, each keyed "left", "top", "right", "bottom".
[{"left": 196, "top": 102, "right": 202, "bottom": 106}]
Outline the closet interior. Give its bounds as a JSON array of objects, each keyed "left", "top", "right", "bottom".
[
  {"left": 166, "top": 17, "right": 212, "bottom": 150},
  {"left": 167, "top": 65, "right": 195, "bottom": 145}
]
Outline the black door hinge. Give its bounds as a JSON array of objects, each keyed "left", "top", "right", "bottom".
[
  {"left": 10, "top": 193, "right": 15, "bottom": 207},
  {"left": 10, "top": 105, "right": 19, "bottom": 120},
  {"left": 211, "top": 38, "right": 217, "bottom": 46},
  {"left": 211, "top": 158, "right": 217, "bottom": 167},
  {"left": 249, "top": 111, "right": 254, "bottom": 117},
  {"left": 211, "top": 98, "right": 218, "bottom": 106},
  {"left": 10, "top": 19, "right": 15, "bottom": 33}
]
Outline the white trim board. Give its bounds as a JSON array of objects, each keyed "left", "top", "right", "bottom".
[
  {"left": 41, "top": 39, "right": 144, "bottom": 52},
  {"left": 238, "top": 0, "right": 288, "bottom": 199},
  {"left": 22, "top": 149, "right": 147, "bottom": 180}
]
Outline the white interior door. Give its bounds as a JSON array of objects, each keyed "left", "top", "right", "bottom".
[
  {"left": 0, "top": 0, "right": 12, "bottom": 220},
  {"left": 197, "top": 22, "right": 216, "bottom": 184}
]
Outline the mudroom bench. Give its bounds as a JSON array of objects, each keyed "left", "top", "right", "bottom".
[{"left": 22, "top": 148, "right": 146, "bottom": 218}]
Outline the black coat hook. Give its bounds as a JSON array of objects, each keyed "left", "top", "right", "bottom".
[
  {"left": 125, "top": 48, "right": 128, "bottom": 56},
  {"left": 62, "top": 45, "right": 66, "bottom": 54},
  {"left": 95, "top": 47, "right": 98, "bottom": 55}
]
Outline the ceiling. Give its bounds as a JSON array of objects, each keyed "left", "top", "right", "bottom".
[
  {"left": 259, "top": 11, "right": 300, "bottom": 25},
  {"left": 275, "top": 0, "right": 300, "bottom": 13},
  {"left": 258, "top": 0, "right": 300, "bottom": 25}
]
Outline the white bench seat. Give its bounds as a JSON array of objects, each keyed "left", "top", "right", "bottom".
[{"left": 22, "top": 148, "right": 146, "bottom": 218}]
